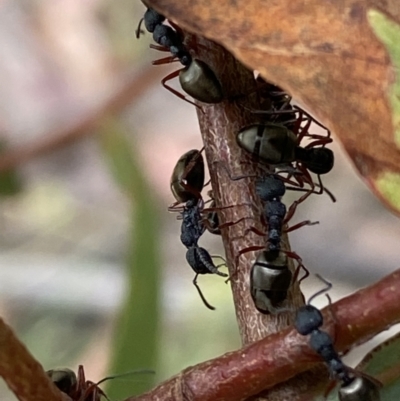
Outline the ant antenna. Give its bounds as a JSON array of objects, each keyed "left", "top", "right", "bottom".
[
  {"left": 80, "top": 370, "right": 155, "bottom": 401},
  {"left": 135, "top": 18, "right": 145, "bottom": 39},
  {"left": 95, "top": 369, "right": 155, "bottom": 386},
  {"left": 307, "top": 274, "right": 332, "bottom": 305}
]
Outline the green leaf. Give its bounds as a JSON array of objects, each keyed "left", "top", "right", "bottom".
[
  {"left": 368, "top": 10, "right": 400, "bottom": 148},
  {"left": 98, "top": 117, "right": 160, "bottom": 399},
  {"left": 356, "top": 332, "right": 400, "bottom": 401},
  {"left": 0, "top": 140, "right": 22, "bottom": 196}
]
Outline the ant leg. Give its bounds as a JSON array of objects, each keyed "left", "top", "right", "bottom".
[
  {"left": 285, "top": 220, "right": 319, "bottom": 233},
  {"left": 285, "top": 250, "right": 310, "bottom": 284},
  {"left": 210, "top": 255, "right": 227, "bottom": 264},
  {"left": 296, "top": 114, "right": 313, "bottom": 144},
  {"left": 229, "top": 223, "right": 266, "bottom": 243},
  {"left": 292, "top": 106, "right": 330, "bottom": 137},
  {"left": 293, "top": 262, "right": 309, "bottom": 284},
  {"left": 167, "top": 201, "right": 185, "bottom": 213},
  {"left": 218, "top": 216, "right": 256, "bottom": 230},
  {"left": 283, "top": 189, "right": 314, "bottom": 224},
  {"left": 135, "top": 18, "right": 144, "bottom": 38},
  {"left": 161, "top": 70, "right": 203, "bottom": 109},
  {"left": 193, "top": 274, "right": 216, "bottom": 310},
  {"left": 233, "top": 245, "right": 264, "bottom": 274},
  {"left": 77, "top": 365, "right": 85, "bottom": 390},
  {"left": 152, "top": 55, "right": 178, "bottom": 65},
  {"left": 305, "top": 137, "right": 333, "bottom": 149},
  {"left": 149, "top": 44, "right": 170, "bottom": 52}
]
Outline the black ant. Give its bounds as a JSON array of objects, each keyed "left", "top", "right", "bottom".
[
  {"left": 47, "top": 365, "right": 154, "bottom": 401},
  {"left": 47, "top": 365, "right": 109, "bottom": 401},
  {"left": 295, "top": 276, "right": 382, "bottom": 401},
  {"left": 169, "top": 149, "right": 228, "bottom": 310},
  {"left": 218, "top": 167, "right": 313, "bottom": 313},
  {"left": 136, "top": 7, "right": 223, "bottom": 105},
  {"left": 247, "top": 175, "right": 315, "bottom": 314},
  {"left": 237, "top": 106, "right": 335, "bottom": 201},
  {"left": 219, "top": 168, "right": 317, "bottom": 263}
]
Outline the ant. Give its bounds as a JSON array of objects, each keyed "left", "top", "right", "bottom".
[
  {"left": 237, "top": 106, "right": 335, "bottom": 201},
  {"left": 295, "top": 276, "right": 382, "bottom": 401},
  {"left": 169, "top": 149, "right": 228, "bottom": 310},
  {"left": 47, "top": 366, "right": 154, "bottom": 401},
  {"left": 247, "top": 175, "right": 315, "bottom": 314},
  {"left": 47, "top": 365, "right": 108, "bottom": 401},
  {"left": 218, "top": 167, "right": 314, "bottom": 313},
  {"left": 136, "top": 7, "right": 223, "bottom": 105},
  {"left": 219, "top": 168, "right": 316, "bottom": 263}
]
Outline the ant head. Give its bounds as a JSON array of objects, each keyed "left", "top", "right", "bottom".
[
  {"left": 295, "top": 305, "right": 323, "bottom": 335},
  {"left": 47, "top": 368, "right": 77, "bottom": 396},
  {"left": 303, "top": 147, "right": 334, "bottom": 175},
  {"left": 295, "top": 274, "right": 332, "bottom": 335},
  {"left": 170, "top": 149, "right": 205, "bottom": 203},
  {"left": 179, "top": 59, "right": 223, "bottom": 104},
  {"left": 255, "top": 175, "right": 286, "bottom": 201}
]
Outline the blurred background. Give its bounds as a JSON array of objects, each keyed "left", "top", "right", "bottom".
[{"left": 0, "top": 1, "right": 399, "bottom": 400}]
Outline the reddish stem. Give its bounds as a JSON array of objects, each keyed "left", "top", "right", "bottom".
[
  {"left": 126, "top": 269, "right": 400, "bottom": 401},
  {"left": 0, "top": 317, "right": 68, "bottom": 401}
]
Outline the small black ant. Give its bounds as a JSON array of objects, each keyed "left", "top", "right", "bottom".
[
  {"left": 217, "top": 166, "right": 313, "bottom": 313},
  {"left": 136, "top": 7, "right": 223, "bottom": 105},
  {"left": 237, "top": 106, "right": 335, "bottom": 201},
  {"left": 47, "top": 365, "right": 154, "bottom": 401},
  {"left": 169, "top": 150, "right": 228, "bottom": 310},
  {"left": 47, "top": 365, "right": 109, "bottom": 401},
  {"left": 295, "top": 276, "right": 381, "bottom": 401},
  {"left": 218, "top": 168, "right": 316, "bottom": 265}
]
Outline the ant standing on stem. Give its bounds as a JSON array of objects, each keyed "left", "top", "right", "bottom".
[
  {"left": 169, "top": 149, "right": 228, "bottom": 310},
  {"left": 47, "top": 365, "right": 109, "bottom": 401},
  {"left": 47, "top": 365, "right": 154, "bottom": 401},
  {"left": 218, "top": 165, "right": 315, "bottom": 314},
  {"left": 295, "top": 275, "right": 381, "bottom": 401},
  {"left": 136, "top": 7, "right": 223, "bottom": 106},
  {"left": 237, "top": 105, "right": 335, "bottom": 201}
]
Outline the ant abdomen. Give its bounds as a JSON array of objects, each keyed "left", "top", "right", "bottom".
[
  {"left": 170, "top": 149, "right": 205, "bottom": 204},
  {"left": 179, "top": 59, "right": 224, "bottom": 104},
  {"left": 338, "top": 375, "right": 381, "bottom": 401},
  {"left": 250, "top": 250, "right": 292, "bottom": 314},
  {"left": 295, "top": 147, "right": 334, "bottom": 175}
]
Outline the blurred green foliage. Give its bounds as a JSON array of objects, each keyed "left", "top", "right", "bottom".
[
  {"left": 98, "top": 117, "right": 160, "bottom": 398},
  {"left": 0, "top": 140, "right": 22, "bottom": 196}
]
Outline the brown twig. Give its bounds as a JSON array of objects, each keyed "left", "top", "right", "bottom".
[
  {"left": 187, "top": 35, "right": 305, "bottom": 346},
  {"left": 0, "top": 65, "right": 164, "bottom": 173},
  {"left": 0, "top": 317, "right": 69, "bottom": 401},
  {"left": 126, "top": 268, "right": 400, "bottom": 401}
]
